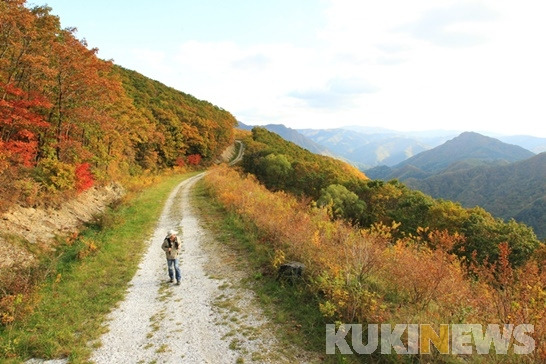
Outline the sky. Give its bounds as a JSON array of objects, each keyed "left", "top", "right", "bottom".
[{"left": 34, "top": 0, "right": 546, "bottom": 138}]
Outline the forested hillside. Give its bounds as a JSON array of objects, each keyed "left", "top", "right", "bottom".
[
  {"left": 116, "top": 66, "right": 235, "bottom": 166},
  {"left": 407, "top": 152, "right": 546, "bottom": 239},
  {"left": 0, "top": 0, "right": 236, "bottom": 212},
  {"left": 241, "top": 128, "right": 542, "bottom": 267},
  {"left": 242, "top": 127, "right": 367, "bottom": 200}
]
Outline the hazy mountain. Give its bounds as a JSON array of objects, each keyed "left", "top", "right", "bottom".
[
  {"left": 406, "top": 152, "right": 546, "bottom": 239},
  {"left": 309, "top": 126, "right": 545, "bottom": 168},
  {"left": 497, "top": 135, "right": 546, "bottom": 154},
  {"left": 342, "top": 125, "right": 460, "bottom": 147},
  {"left": 366, "top": 132, "right": 535, "bottom": 179},
  {"left": 298, "top": 127, "right": 450, "bottom": 168},
  {"left": 343, "top": 126, "right": 546, "bottom": 153},
  {"left": 236, "top": 121, "right": 253, "bottom": 131},
  {"left": 298, "top": 128, "right": 374, "bottom": 158},
  {"left": 237, "top": 122, "right": 336, "bottom": 157},
  {"left": 398, "top": 132, "right": 534, "bottom": 171}
]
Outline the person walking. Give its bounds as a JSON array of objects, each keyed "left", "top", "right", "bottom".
[{"left": 162, "top": 229, "right": 181, "bottom": 285}]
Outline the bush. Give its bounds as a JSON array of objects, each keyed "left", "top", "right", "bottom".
[
  {"left": 174, "top": 157, "right": 185, "bottom": 167},
  {"left": 33, "top": 158, "right": 75, "bottom": 192},
  {"left": 187, "top": 154, "right": 202, "bottom": 166},
  {"left": 15, "top": 178, "right": 40, "bottom": 207},
  {"left": 0, "top": 267, "right": 40, "bottom": 327}
]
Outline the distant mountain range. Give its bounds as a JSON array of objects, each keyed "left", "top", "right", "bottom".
[
  {"left": 238, "top": 122, "right": 457, "bottom": 168},
  {"left": 366, "top": 132, "right": 535, "bottom": 179},
  {"left": 237, "top": 122, "right": 546, "bottom": 239},
  {"left": 298, "top": 128, "right": 436, "bottom": 169},
  {"left": 238, "top": 122, "right": 546, "bottom": 169}
]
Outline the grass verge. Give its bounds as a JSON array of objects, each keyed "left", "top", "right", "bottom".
[{"left": 0, "top": 172, "right": 199, "bottom": 363}]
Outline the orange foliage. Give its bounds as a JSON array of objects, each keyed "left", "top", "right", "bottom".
[
  {"left": 205, "top": 165, "right": 545, "bottom": 359},
  {"left": 381, "top": 241, "right": 474, "bottom": 322},
  {"left": 174, "top": 157, "right": 186, "bottom": 167},
  {"left": 470, "top": 243, "right": 546, "bottom": 360},
  {"left": 206, "top": 166, "right": 471, "bottom": 323}
]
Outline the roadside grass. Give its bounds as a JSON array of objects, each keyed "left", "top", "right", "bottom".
[
  {"left": 192, "top": 180, "right": 362, "bottom": 364},
  {"left": 0, "top": 172, "right": 199, "bottom": 363}
]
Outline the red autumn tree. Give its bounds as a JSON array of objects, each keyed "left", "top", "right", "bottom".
[
  {"left": 187, "top": 154, "right": 202, "bottom": 166},
  {"left": 0, "top": 83, "right": 51, "bottom": 167},
  {"left": 75, "top": 162, "right": 94, "bottom": 192}
]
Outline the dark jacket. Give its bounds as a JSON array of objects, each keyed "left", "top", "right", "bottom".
[{"left": 161, "top": 236, "right": 180, "bottom": 259}]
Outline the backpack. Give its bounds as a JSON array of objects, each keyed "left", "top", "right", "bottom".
[{"left": 166, "top": 236, "right": 179, "bottom": 250}]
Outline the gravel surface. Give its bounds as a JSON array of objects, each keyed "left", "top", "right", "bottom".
[
  {"left": 89, "top": 173, "right": 236, "bottom": 363},
  {"left": 88, "top": 172, "right": 315, "bottom": 363}
]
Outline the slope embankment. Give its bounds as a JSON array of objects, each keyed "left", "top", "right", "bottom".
[{"left": 0, "top": 184, "right": 125, "bottom": 270}]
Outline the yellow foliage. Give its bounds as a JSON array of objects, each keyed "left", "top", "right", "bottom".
[
  {"left": 272, "top": 249, "right": 285, "bottom": 269},
  {"left": 319, "top": 301, "right": 337, "bottom": 318},
  {"left": 204, "top": 164, "right": 546, "bottom": 355}
]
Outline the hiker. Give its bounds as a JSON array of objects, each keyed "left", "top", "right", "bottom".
[{"left": 162, "top": 229, "right": 181, "bottom": 285}]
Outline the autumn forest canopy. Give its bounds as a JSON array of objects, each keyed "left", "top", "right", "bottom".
[
  {"left": 0, "top": 0, "right": 236, "bottom": 210},
  {"left": 2, "top": 0, "right": 546, "bottom": 360}
]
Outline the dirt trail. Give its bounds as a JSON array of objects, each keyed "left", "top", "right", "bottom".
[{"left": 89, "top": 172, "right": 311, "bottom": 363}]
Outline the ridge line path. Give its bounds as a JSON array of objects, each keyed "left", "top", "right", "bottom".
[{"left": 89, "top": 172, "right": 316, "bottom": 363}]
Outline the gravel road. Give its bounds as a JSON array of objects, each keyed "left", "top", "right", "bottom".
[{"left": 88, "top": 172, "right": 311, "bottom": 363}]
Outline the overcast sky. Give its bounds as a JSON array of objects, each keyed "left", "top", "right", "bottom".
[{"left": 38, "top": 0, "right": 546, "bottom": 137}]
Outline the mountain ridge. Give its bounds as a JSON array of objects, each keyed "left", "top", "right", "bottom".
[
  {"left": 366, "top": 132, "right": 535, "bottom": 180},
  {"left": 395, "top": 131, "right": 535, "bottom": 172},
  {"left": 407, "top": 152, "right": 546, "bottom": 239}
]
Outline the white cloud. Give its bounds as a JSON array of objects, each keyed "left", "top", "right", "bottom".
[
  {"left": 398, "top": 2, "right": 498, "bottom": 47},
  {"left": 288, "top": 77, "right": 379, "bottom": 109},
  {"left": 112, "top": 0, "right": 546, "bottom": 137},
  {"left": 231, "top": 53, "right": 270, "bottom": 70}
]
